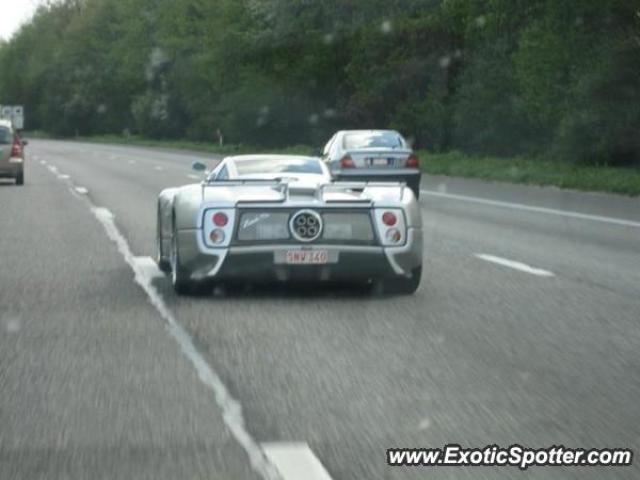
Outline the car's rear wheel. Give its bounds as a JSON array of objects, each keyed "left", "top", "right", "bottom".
[
  {"left": 156, "top": 210, "right": 171, "bottom": 273},
  {"left": 170, "top": 227, "right": 192, "bottom": 295},
  {"left": 157, "top": 238, "right": 172, "bottom": 273},
  {"left": 381, "top": 266, "right": 422, "bottom": 295},
  {"left": 15, "top": 169, "right": 24, "bottom": 186}
]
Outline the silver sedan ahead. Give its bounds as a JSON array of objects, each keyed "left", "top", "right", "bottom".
[{"left": 321, "top": 129, "right": 421, "bottom": 198}]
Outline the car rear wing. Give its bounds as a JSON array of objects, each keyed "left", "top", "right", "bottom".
[
  {"left": 202, "top": 179, "right": 406, "bottom": 204},
  {"left": 203, "top": 179, "right": 288, "bottom": 203},
  {"left": 320, "top": 181, "right": 406, "bottom": 203}
]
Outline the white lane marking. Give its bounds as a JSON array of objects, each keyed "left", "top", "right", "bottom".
[
  {"left": 90, "top": 207, "right": 280, "bottom": 480},
  {"left": 57, "top": 174, "right": 70, "bottom": 180},
  {"left": 187, "top": 174, "right": 201, "bottom": 180},
  {"left": 133, "top": 256, "right": 164, "bottom": 279},
  {"left": 421, "top": 190, "right": 640, "bottom": 229},
  {"left": 128, "top": 160, "right": 136, "bottom": 165},
  {"left": 154, "top": 165, "right": 164, "bottom": 171},
  {"left": 47, "top": 165, "right": 58, "bottom": 174},
  {"left": 39, "top": 160, "right": 47, "bottom": 165},
  {"left": 74, "top": 186, "right": 89, "bottom": 195},
  {"left": 263, "top": 443, "right": 333, "bottom": 480},
  {"left": 475, "top": 254, "right": 555, "bottom": 277}
]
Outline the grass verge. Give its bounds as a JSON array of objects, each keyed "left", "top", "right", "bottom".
[
  {"left": 26, "top": 133, "right": 640, "bottom": 196},
  {"left": 417, "top": 150, "right": 640, "bottom": 196}
]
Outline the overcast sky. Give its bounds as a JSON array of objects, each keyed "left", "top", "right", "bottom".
[{"left": 0, "top": 0, "right": 40, "bottom": 41}]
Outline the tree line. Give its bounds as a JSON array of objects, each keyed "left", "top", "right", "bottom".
[{"left": 0, "top": 0, "right": 638, "bottom": 166}]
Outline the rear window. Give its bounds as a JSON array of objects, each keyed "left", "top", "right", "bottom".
[
  {"left": 0, "top": 127, "right": 12, "bottom": 145},
  {"left": 343, "top": 132, "right": 404, "bottom": 150},
  {"left": 235, "top": 157, "right": 323, "bottom": 176}
]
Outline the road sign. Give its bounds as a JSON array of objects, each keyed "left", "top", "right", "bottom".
[{"left": 0, "top": 105, "right": 25, "bottom": 129}]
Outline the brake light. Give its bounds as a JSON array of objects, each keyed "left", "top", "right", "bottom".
[
  {"left": 11, "top": 139, "right": 22, "bottom": 157},
  {"left": 375, "top": 209, "right": 406, "bottom": 246},
  {"left": 406, "top": 154, "right": 419, "bottom": 168},
  {"left": 382, "top": 211, "right": 397, "bottom": 226},
  {"left": 204, "top": 208, "right": 235, "bottom": 248},
  {"left": 340, "top": 155, "right": 355, "bottom": 168},
  {"left": 213, "top": 212, "right": 228, "bottom": 227}
]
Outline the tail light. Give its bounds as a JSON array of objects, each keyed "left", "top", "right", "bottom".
[
  {"left": 385, "top": 229, "right": 402, "bottom": 243},
  {"left": 406, "top": 154, "right": 419, "bottom": 168},
  {"left": 11, "top": 139, "right": 22, "bottom": 157},
  {"left": 203, "top": 208, "right": 235, "bottom": 248},
  {"left": 340, "top": 155, "right": 355, "bottom": 168},
  {"left": 209, "top": 229, "right": 226, "bottom": 244},
  {"left": 382, "top": 211, "right": 397, "bottom": 226},
  {"left": 213, "top": 212, "right": 228, "bottom": 227},
  {"left": 374, "top": 209, "right": 406, "bottom": 246}
]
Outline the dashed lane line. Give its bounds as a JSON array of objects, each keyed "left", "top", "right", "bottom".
[{"left": 475, "top": 253, "right": 555, "bottom": 277}]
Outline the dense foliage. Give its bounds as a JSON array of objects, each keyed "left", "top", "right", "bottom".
[{"left": 1, "top": 0, "right": 638, "bottom": 165}]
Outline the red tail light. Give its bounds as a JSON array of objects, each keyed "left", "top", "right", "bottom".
[
  {"left": 213, "top": 212, "right": 228, "bottom": 227},
  {"left": 340, "top": 155, "right": 355, "bottom": 168},
  {"left": 406, "top": 154, "right": 419, "bottom": 168},
  {"left": 11, "top": 139, "right": 22, "bottom": 157},
  {"left": 382, "top": 212, "right": 397, "bottom": 226}
]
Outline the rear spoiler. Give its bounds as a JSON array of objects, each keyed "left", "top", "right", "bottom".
[
  {"left": 202, "top": 179, "right": 288, "bottom": 203},
  {"left": 201, "top": 179, "right": 406, "bottom": 204},
  {"left": 320, "top": 181, "right": 406, "bottom": 203}
]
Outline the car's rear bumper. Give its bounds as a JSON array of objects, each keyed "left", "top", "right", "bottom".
[
  {"left": 334, "top": 168, "right": 421, "bottom": 197},
  {"left": 171, "top": 227, "right": 423, "bottom": 283}
]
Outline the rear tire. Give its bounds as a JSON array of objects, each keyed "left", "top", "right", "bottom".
[
  {"left": 170, "top": 227, "right": 192, "bottom": 295},
  {"left": 15, "top": 169, "right": 24, "bottom": 186},
  {"left": 156, "top": 210, "right": 172, "bottom": 273},
  {"left": 382, "top": 266, "right": 422, "bottom": 295},
  {"left": 157, "top": 245, "right": 172, "bottom": 273}
]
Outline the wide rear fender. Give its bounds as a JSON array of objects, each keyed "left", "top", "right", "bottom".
[
  {"left": 172, "top": 185, "right": 204, "bottom": 230},
  {"left": 401, "top": 187, "right": 422, "bottom": 228}
]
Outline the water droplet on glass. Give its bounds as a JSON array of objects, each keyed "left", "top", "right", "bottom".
[
  {"left": 439, "top": 56, "right": 451, "bottom": 68},
  {"left": 323, "top": 108, "right": 336, "bottom": 118},
  {"left": 418, "top": 418, "right": 431, "bottom": 430},
  {"left": 4, "top": 317, "right": 21, "bottom": 333}
]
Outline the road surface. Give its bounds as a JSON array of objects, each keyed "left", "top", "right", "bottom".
[{"left": 1, "top": 140, "right": 638, "bottom": 479}]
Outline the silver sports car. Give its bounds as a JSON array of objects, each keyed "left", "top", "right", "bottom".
[{"left": 156, "top": 154, "right": 423, "bottom": 295}]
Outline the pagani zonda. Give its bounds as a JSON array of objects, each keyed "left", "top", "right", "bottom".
[{"left": 156, "top": 155, "right": 423, "bottom": 294}]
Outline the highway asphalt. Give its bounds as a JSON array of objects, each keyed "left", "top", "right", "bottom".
[{"left": 1, "top": 139, "right": 638, "bottom": 479}]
